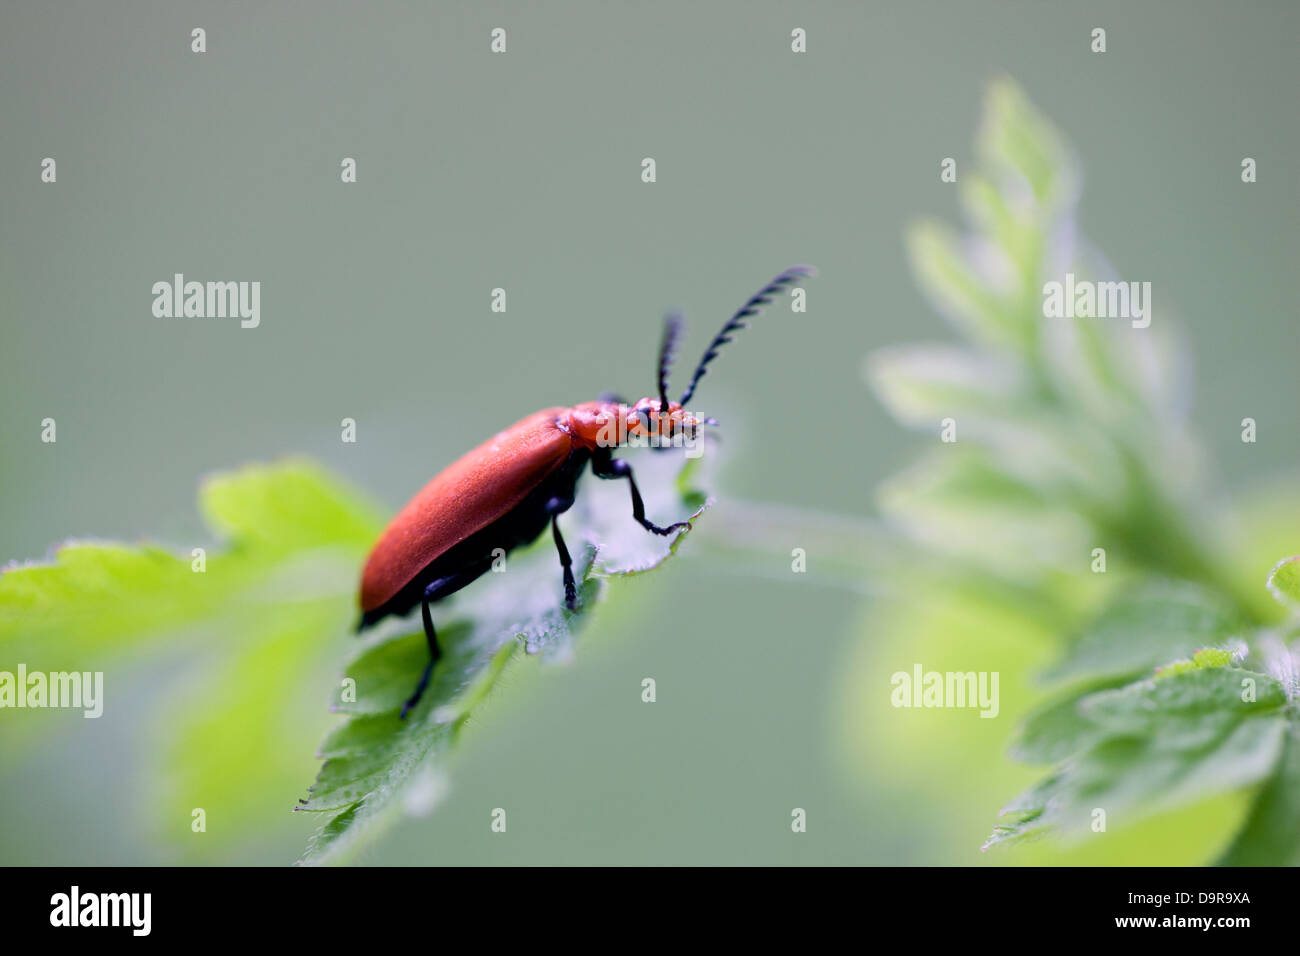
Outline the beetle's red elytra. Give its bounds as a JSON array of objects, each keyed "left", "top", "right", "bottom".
[
  {"left": 359, "top": 407, "right": 575, "bottom": 615},
  {"left": 357, "top": 266, "right": 816, "bottom": 717}
]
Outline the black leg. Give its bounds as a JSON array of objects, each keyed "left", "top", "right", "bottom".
[
  {"left": 592, "top": 449, "right": 690, "bottom": 536},
  {"left": 401, "top": 580, "right": 445, "bottom": 719},
  {"left": 546, "top": 496, "right": 577, "bottom": 610},
  {"left": 399, "top": 559, "right": 492, "bottom": 720}
]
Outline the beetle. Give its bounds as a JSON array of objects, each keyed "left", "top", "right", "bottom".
[{"left": 357, "top": 266, "right": 815, "bottom": 717}]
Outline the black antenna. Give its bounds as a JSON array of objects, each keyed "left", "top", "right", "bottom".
[
  {"left": 657, "top": 311, "right": 683, "bottom": 410},
  {"left": 679, "top": 266, "right": 816, "bottom": 405}
]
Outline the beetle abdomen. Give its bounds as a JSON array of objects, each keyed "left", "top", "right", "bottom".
[{"left": 359, "top": 407, "right": 575, "bottom": 613}]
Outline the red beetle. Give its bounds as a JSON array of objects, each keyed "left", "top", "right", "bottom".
[{"left": 358, "top": 266, "right": 814, "bottom": 716}]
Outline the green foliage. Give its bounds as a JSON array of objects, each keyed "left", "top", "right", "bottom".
[
  {"left": 1, "top": 462, "right": 381, "bottom": 659},
  {"left": 0, "top": 452, "right": 707, "bottom": 864},
  {"left": 1044, "top": 581, "right": 1242, "bottom": 683},
  {"left": 1155, "top": 647, "right": 1236, "bottom": 679},
  {"left": 1268, "top": 556, "right": 1300, "bottom": 610},
  {"left": 987, "top": 668, "right": 1288, "bottom": 849},
  {"left": 296, "top": 448, "right": 707, "bottom": 864},
  {"left": 1218, "top": 726, "right": 1300, "bottom": 865},
  {"left": 1, "top": 461, "right": 380, "bottom": 860},
  {"left": 866, "top": 79, "right": 1300, "bottom": 862}
]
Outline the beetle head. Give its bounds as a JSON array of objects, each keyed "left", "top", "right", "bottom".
[
  {"left": 567, "top": 266, "right": 814, "bottom": 452},
  {"left": 566, "top": 398, "right": 709, "bottom": 451}
]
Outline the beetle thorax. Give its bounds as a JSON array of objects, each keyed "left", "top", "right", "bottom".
[{"left": 565, "top": 398, "right": 701, "bottom": 451}]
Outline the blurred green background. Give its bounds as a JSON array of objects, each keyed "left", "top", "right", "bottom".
[{"left": 1, "top": 0, "right": 1296, "bottom": 864}]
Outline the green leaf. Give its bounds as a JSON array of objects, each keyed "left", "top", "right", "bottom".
[
  {"left": 1218, "top": 726, "right": 1300, "bottom": 865},
  {"left": 863, "top": 343, "right": 1023, "bottom": 431},
  {"left": 957, "top": 172, "right": 1039, "bottom": 287},
  {"left": 981, "top": 772, "right": 1065, "bottom": 849},
  {"left": 877, "top": 447, "right": 1092, "bottom": 581},
  {"left": 1009, "top": 678, "right": 1129, "bottom": 765},
  {"left": 861, "top": 78, "right": 1292, "bottom": 863},
  {"left": 1, "top": 542, "right": 204, "bottom": 663},
  {"left": 1266, "top": 555, "right": 1300, "bottom": 610},
  {"left": 154, "top": 600, "right": 347, "bottom": 863},
  {"left": 0, "top": 460, "right": 381, "bottom": 663},
  {"left": 295, "top": 448, "right": 710, "bottom": 865},
  {"left": 905, "top": 221, "right": 1032, "bottom": 353},
  {"left": 1044, "top": 580, "right": 1243, "bottom": 684},
  {"left": 987, "top": 667, "right": 1287, "bottom": 849},
  {"left": 976, "top": 77, "right": 1078, "bottom": 217},
  {"left": 0, "top": 460, "right": 383, "bottom": 858},
  {"left": 1155, "top": 647, "right": 1235, "bottom": 679},
  {"left": 2, "top": 449, "right": 710, "bottom": 864},
  {"left": 199, "top": 460, "right": 383, "bottom": 555}
]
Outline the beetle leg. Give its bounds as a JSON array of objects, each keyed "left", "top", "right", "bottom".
[
  {"left": 546, "top": 496, "right": 578, "bottom": 610},
  {"left": 400, "top": 563, "right": 488, "bottom": 719},
  {"left": 399, "top": 582, "right": 447, "bottom": 719},
  {"left": 591, "top": 450, "right": 690, "bottom": 536}
]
